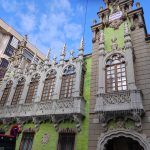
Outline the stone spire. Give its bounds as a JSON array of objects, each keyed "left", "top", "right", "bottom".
[
  {"left": 124, "top": 22, "right": 132, "bottom": 49},
  {"left": 60, "top": 44, "right": 66, "bottom": 65},
  {"left": 78, "top": 37, "right": 84, "bottom": 60},
  {"left": 46, "top": 48, "right": 51, "bottom": 60}
]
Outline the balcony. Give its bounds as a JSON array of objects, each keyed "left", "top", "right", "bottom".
[
  {"left": 0, "top": 97, "right": 85, "bottom": 119},
  {"left": 95, "top": 90, "right": 144, "bottom": 113}
]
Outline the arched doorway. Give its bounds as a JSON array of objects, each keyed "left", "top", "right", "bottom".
[
  {"left": 97, "top": 129, "right": 150, "bottom": 150},
  {"left": 105, "top": 136, "right": 144, "bottom": 150}
]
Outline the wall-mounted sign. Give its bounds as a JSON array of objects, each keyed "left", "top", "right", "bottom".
[{"left": 109, "top": 11, "right": 123, "bottom": 22}]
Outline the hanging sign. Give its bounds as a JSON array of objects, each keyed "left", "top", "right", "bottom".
[{"left": 109, "top": 11, "right": 123, "bottom": 22}]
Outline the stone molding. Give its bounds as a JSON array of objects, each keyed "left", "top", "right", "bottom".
[{"left": 97, "top": 129, "right": 150, "bottom": 150}]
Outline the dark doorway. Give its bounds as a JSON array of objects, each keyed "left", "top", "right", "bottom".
[{"left": 105, "top": 136, "right": 144, "bottom": 150}]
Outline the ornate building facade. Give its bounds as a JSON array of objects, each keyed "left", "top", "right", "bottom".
[
  {"left": 0, "top": 0, "right": 150, "bottom": 150},
  {"left": 89, "top": 0, "right": 150, "bottom": 150}
]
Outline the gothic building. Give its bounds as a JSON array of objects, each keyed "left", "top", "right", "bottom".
[
  {"left": 0, "top": 0, "right": 150, "bottom": 150},
  {"left": 89, "top": 0, "right": 150, "bottom": 150}
]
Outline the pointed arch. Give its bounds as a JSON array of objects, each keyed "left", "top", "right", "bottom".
[
  {"left": 25, "top": 73, "right": 40, "bottom": 103},
  {"left": 60, "top": 65, "right": 76, "bottom": 99},
  {"left": 41, "top": 69, "right": 57, "bottom": 101},
  {"left": 0, "top": 80, "right": 13, "bottom": 106},
  {"left": 11, "top": 77, "right": 26, "bottom": 105},
  {"left": 97, "top": 129, "right": 150, "bottom": 150}
]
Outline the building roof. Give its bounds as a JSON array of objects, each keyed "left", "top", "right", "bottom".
[{"left": 0, "top": 19, "right": 46, "bottom": 61}]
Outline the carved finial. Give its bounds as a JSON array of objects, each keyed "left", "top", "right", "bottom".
[
  {"left": 70, "top": 50, "right": 74, "bottom": 60},
  {"left": 46, "top": 48, "right": 51, "bottom": 60},
  {"left": 52, "top": 55, "right": 57, "bottom": 65},
  {"left": 18, "top": 35, "right": 28, "bottom": 48},
  {"left": 79, "top": 37, "right": 84, "bottom": 50},
  {"left": 111, "top": 36, "right": 118, "bottom": 51},
  {"left": 136, "top": 2, "right": 141, "bottom": 8},
  {"left": 93, "top": 19, "right": 97, "bottom": 25},
  {"left": 61, "top": 43, "right": 66, "bottom": 56},
  {"left": 25, "top": 35, "right": 28, "bottom": 41},
  {"left": 100, "top": 6, "right": 103, "bottom": 11}
]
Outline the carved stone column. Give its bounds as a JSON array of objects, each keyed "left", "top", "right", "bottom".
[{"left": 98, "top": 30, "right": 106, "bottom": 94}]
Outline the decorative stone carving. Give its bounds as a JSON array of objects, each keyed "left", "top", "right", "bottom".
[
  {"left": 51, "top": 115, "right": 59, "bottom": 131},
  {"left": 97, "top": 129, "right": 150, "bottom": 150},
  {"left": 102, "top": 91, "right": 131, "bottom": 105},
  {"left": 73, "top": 114, "right": 82, "bottom": 132},
  {"left": 109, "top": 19, "right": 123, "bottom": 30},
  {"left": 41, "top": 133, "right": 49, "bottom": 144}
]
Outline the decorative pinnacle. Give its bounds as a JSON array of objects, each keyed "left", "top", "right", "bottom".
[
  {"left": 53, "top": 55, "right": 57, "bottom": 64},
  {"left": 61, "top": 43, "right": 66, "bottom": 55},
  {"left": 79, "top": 37, "right": 84, "bottom": 50},
  {"left": 70, "top": 50, "right": 74, "bottom": 60},
  {"left": 25, "top": 35, "right": 28, "bottom": 41},
  {"left": 46, "top": 48, "right": 51, "bottom": 60},
  {"left": 93, "top": 19, "right": 97, "bottom": 25}
]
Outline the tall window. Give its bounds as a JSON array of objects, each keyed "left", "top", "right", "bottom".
[
  {"left": 25, "top": 74, "right": 40, "bottom": 103},
  {"left": 60, "top": 65, "right": 75, "bottom": 99},
  {"left": 0, "top": 81, "right": 13, "bottom": 107},
  {"left": 41, "top": 70, "right": 56, "bottom": 101},
  {"left": 11, "top": 78, "right": 25, "bottom": 105},
  {"left": 57, "top": 132, "right": 75, "bottom": 150},
  {"left": 106, "top": 53, "right": 127, "bottom": 92},
  {"left": 19, "top": 132, "right": 35, "bottom": 150}
]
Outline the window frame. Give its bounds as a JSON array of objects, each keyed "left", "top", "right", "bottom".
[
  {"left": 11, "top": 78, "right": 25, "bottom": 105},
  {"left": 0, "top": 81, "right": 13, "bottom": 107},
  {"left": 60, "top": 65, "right": 76, "bottom": 99},
  {"left": 25, "top": 74, "right": 40, "bottom": 103},
  {"left": 57, "top": 132, "right": 76, "bottom": 150},
  {"left": 105, "top": 54, "right": 128, "bottom": 93},
  {"left": 19, "top": 131, "right": 35, "bottom": 150},
  {"left": 41, "top": 70, "right": 56, "bottom": 101}
]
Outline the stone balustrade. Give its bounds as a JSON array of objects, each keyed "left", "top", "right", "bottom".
[
  {"left": 95, "top": 90, "right": 144, "bottom": 113},
  {"left": 0, "top": 97, "right": 85, "bottom": 119}
]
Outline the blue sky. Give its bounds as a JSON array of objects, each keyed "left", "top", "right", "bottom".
[{"left": 0, "top": 0, "right": 150, "bottom": 60}]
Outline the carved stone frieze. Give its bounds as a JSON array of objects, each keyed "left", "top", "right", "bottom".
[
  {"left": 102, "top": 91, "right": 131, "bottom": 105},
  {"left": 109, "top": 19, "right": 123, "bottom": 29}
]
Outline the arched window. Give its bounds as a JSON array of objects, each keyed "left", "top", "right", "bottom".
[
  {"left": 25, "top": 74, "right": 40, "bottom": 103},
  {"left": 0, "top": 80, "right": 13, "bottom": 106},
  {"left": 60, "top": 65, "right": 76, "bottom": 98},
  {"left": 106, "top": 53, "right": 127, "bottom": 92},
  {"left": 11, "top": 78, "right": 25, "bottom": 105},
  {"left": 41, "top": 70, "right": 56, "bottom": 101}
]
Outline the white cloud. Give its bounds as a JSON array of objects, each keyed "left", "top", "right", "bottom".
[
  {"left": 0, "top": 0, "right": 84, "bottom": 59},
  {"left": 18, "top": 14, "right": 36, "bottom": 33},
  {"left": 64, "top": 23, "right": 82, "bottom": 40},
  {"left": 0, "top": 0, "right": 18, "bottom": 12}
]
